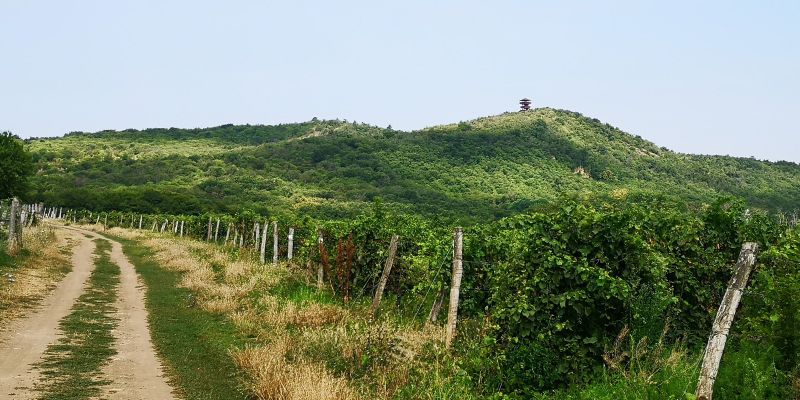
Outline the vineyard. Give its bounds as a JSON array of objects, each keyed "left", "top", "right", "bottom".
[{"left": 42, "top": 193, "right": 800, "bottom": 398}]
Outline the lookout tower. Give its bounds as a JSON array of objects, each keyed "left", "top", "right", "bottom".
[{"left": 519, "top": 98, "right": 532, "bottom": 112}]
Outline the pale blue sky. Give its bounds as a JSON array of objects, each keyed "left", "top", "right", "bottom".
[{"left": 1, "top": 1, "right": 798, "bottom": 161}]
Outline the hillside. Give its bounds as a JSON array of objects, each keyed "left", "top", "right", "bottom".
[{"left": 26, "top": 108, "right": 800, "bottom": 222}]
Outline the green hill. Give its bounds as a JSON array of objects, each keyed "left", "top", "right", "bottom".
[{"left": 26, "top": 108, "right": 800, "bottom": 221}]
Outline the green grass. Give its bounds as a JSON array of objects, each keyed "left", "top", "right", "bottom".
[
  {"left": 34, "top": 239, "right": 119, "bottom": 400},
  {"left": 114, "top": 236, "right": 250, "bottom": 400}
]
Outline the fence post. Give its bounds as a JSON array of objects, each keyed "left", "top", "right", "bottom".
[
  {"left": 370, "top": 234, "right": 399, "bottom": 317},
  {"left": 207, "top": 217, "right": 213, "bottom": 241},
  {"left": 428, "top": 288, "right": 446, "bottom": 323},
  {"left": 446, "top": 227, "right": 464, "bottom": 349},
  {"left": 214, "top": 219, "right": 220, "bottom": 242},
  {"left": 696, "top": 242, "right": 759, "bottom": 400},
  {"left": 138, "top": 215, "right": 143, "bottom": 230},
  {"left": 180, "top": 221, "right": 184, "bottom": 237},
  {"left": 287, "top": 228, "right": 294, "bottom": 260},
  {"left": 259, "top": 220, "right": 268, "bottom": 264},
  {"left": 224, "top": 223, "right": 231, "bottom": 246},
  {"left": 7, "top": 198, "right": 19, "bottom": 253},
  {"left": 317, "top": 230, "right": 324, "bottom": 288},
  {"left": 272, "top": 221, "right": 279, "bottom": 265}
]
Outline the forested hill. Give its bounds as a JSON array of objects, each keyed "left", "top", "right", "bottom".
[{"left": 26, "top": 108, "right": 800, "bottom": 222}]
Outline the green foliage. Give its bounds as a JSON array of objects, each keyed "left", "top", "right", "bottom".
[
  {"left": 25, "top": 109, "right": 800, "bottom": 221},
  {"left": 455, "top": 197, "right": 783, "bottom": 394},
  {"left": 0, "top": 131, "right": 33, "bottom": 199}
]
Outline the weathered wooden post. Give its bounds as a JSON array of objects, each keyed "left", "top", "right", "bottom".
[
  {"left": 214, "top": 219, "right": 220, "bottom": 242},
  {"left": 370, "top": 234, "right": 399, "bottom": 317},
  {"left": 206, "top": 217, "right": 213, "bottom": 241},
  {"left": 259, "top": 220, "right": 268, "bottom": 264},
  {"left": 7, "top": 198, "right": 19, "bottom": 253},
  {"left": 696, "top": 242, "right": 759, "bottom": 400},
  {"left": 446, "top": 227, "right": 464, "bottom": 349},
  {"left": 224, "top": 223, "right": 231, "bottom": 246},
  {"left": 151, "top": 221, "right": 157, "bottom": 231},
  {"left": 272, "top": 221, "right": 279, "bottom": 265},
  {"left": 317, "top": 230, "right": 325, "bottom": 288},
  {"left": 160, "top": 219, "right": 167, "bottom": 233},
  {"left": 428, "top": 289, "right": 446, "bottom": 323},
  {"left": 287, "top": 228, "right": 294, "bottom": 260},
  {"left": 138, "top": 215, "right": 143, "bottom": 230},
  {"left": 179, "top": 220, "right": 184, "bottom": 237}
]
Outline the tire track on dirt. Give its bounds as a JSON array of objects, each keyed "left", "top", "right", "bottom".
[
  {"left": 66, "top": 226, "right": 175, "bottom": 400},
  {"left": 0, "top": 228, "right": 94, "bottom": 397}
]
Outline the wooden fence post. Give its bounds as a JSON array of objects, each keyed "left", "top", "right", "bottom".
[
  {"left": 370, "top": 234, "right": 399, "bottom": 317},
  {"left": 696, "top": 242, "right": 759, "bottom": 400},
  {"left": 138, "top": 215, "right": 143, "bottom": 230},
  {"left": 259, "top": 220, "right": 268, "bottom": 264},
  {"left": 214, "top": 219, "right": 220, "bottom": 242},
  {"left": 428, "top": 288, "right": 446, "bottom": 323},
  {"left": 272, "top": 221, "right": 279, "bottom": 265},
  {"left": 317, "top": 230, "right": 324, "bottom": 288},
  {"left": 207, "top": 217, "right": 213, "bottom": 241},
  {"left": 179, "top": 221, "right": 184, "bottom": 237},
  {"left": 7, "top": 198, "right": 19, "bottom": 253},
  {"left": 254, "top": 222, "right": 261, "bottom": 251},
  {"left": 446, "top": 227, "right": 464, "bottom": 349},
  {"left": 287, "top": 228, "right": 294, "bottom": 260},
  {"left": 224, "top": 223, "right": 231, "bottom": 246}
]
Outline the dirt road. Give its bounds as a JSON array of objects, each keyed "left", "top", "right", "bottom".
[{"left": 0, "top": 226, "right": 175, "bottom": 399}]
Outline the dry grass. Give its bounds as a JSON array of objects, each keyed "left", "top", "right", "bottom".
[
  {"left": 0, "top": 225, "right": 74, "bottom": 323},
  {"left": 113, "top": 227, "right": 446, "bottom": 400},
  {"left": 232, "top": 337, "right": 356, "bottom": 400}
]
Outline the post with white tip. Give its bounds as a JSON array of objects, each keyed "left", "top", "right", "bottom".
[{"left": 696, "top": 242, "right": 758, "bottom": 400}]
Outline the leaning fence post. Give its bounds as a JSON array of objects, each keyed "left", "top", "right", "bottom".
[
  {"left": 446, "top": 227, "right": 464, "bottom": 349},
  {"left": 214, "top": 219, "right": 220, "bottom": 242},
  {"left": 696, "top": 242, "right": 759, "bottom": 400},
  {"left": 138, "top": 215, "right": 143, "bottom": 230},
  {"left": 428, "top": 288, "right": 446, "bottom": 323},
  {"left": 287, "top": 228, "right": 294, "bottom": 260},
  {"left": 370, "top": 234, "right": 399, "bottom": 317},
  {"left": 259, "top": 220, "right": 268, "bottom": 264}
]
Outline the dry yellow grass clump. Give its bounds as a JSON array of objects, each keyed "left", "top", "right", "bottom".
[
  {"left": 0, "top": 225, "right": 74, "bottom": 323},
  {"left": 232, "top": 337, "right": 355, "bottom": 400}
]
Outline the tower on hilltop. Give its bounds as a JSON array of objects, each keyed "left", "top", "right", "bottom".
[{"left": 519, "top": 98, "right": 532, "bottom": 111}]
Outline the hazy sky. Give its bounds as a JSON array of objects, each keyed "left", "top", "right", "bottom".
[{"left": 1, "top": 1, "right": 798, "bottom": 161}]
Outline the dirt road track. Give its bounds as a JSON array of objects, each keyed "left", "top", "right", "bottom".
[{"left": 0, "top": 226, "right": 176, "bottom": 399}]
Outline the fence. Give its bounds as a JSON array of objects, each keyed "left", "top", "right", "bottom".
[
  {"left": 30, "top": 203, "right": 800, "bottom": 398},
  {"left": 1, "top": 198, "right": 45, "bottom": 254}
]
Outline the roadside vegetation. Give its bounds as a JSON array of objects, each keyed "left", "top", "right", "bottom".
[
  {"left": 0, "top": 226, "right": 73, "bottom": 322},
  {"left": 81, "top": 194, "right": 799, "bottom": 399}
]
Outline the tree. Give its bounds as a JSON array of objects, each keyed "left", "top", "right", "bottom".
[{"left": 0, "top": 132, "right": 33, "bottom": 199}]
